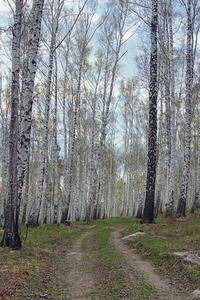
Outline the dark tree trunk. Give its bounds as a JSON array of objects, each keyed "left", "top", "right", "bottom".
[{"left": 141, "top": 0, "right": 158, "bottom": 224}]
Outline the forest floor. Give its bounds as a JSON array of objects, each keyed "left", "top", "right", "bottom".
[{"left": 0, "top": 211, "right": 200, "bottom": 299}]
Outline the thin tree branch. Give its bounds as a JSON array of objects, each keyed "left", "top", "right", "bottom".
[{"left": 54, "top": 0, "right": 89, "bottom": 52}]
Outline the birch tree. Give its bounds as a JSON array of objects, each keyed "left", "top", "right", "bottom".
[
  {"left": 165, "top": 0, "right": 177, "bottom": 217},
  {"left": 85, "top": 64, "right": 102, "bottom": 221},
  {"left": 0, "top": 0, "right": 23, "bottom": 249},
  {"left": 32, "top": 0, "right": 63, "bottom": 226},
  {"left": 0, "top": 74, "right": 9, "bottom": 227},
  {"left": 176, "top": 0, "right": 193, "bottom": 217},
  {"left": 18, "top": 0, "right": 44, "bottom": 225},
  {"left": 93, "top": 0, "right": 130, "bottom": 220},
  {"left": 141, "top": 0, "right": 158, "bottom": 224},
  {"left": 61, "top": 0, "right": 98, "bottom": 223},
  {"left": 194, "top": 120, "right": 200, "bottom": 209},
  {"left": 52, "top": 53, "right": 59, "bottom": 223}
]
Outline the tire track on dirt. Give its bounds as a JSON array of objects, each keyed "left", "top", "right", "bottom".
[
  {"left": 52, "top": 231, "right": 98, "bottom": 300},
  {"left": 109, "top": 228, "right": 191, "bottom": 300}
]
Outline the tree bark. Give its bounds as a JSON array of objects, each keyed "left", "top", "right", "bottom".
[
  {"left": 32, "top": 5, "right": 60, "bottom": 225},
  {"left": 141, "top": 0, "right": 158, "bottom": 224},
  {"left": 18, "top": 0, "right": 44, "bottom": 226},
  {"left": 176, "top": 0, "right": 192, "bottom": 217},
  {"left": 166, "top": 0, "right": 176, "bottom": 217},
  {"left": 0, "top": 0, "right": 23, "bottom": 249}
]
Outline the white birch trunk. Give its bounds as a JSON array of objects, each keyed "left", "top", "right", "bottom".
[
  {"left": 141, "top": 0, "right": 158, "bottom": 224},
  {"left": 192, "top": 124, "right": 200, "bottom": 210},
  {"left": 107, "top": 145, "right": 113, "bottom": 218},
  {"left": 20, "top": 149, "right": 30, "bottom": 223},
  {"left": 177, "top": 0, "right": 193, "bottom": 217},
  {"left": 0, "top": 0, "right": 23, "bottom": 249},
  {"left": 52, "top": 54, "right": 59, "bottom": 223},
  {"left": 195, "top": 127, "right": 200, "bottom": 208},
  {"left": 33, "top": 12, "right": 60, "bottom": 225},
  {"left": 112, "top": 177, "right": 117, "bottom": 217},
  {"left": 75, "top": 98, "right": 81, "bottom": 221},
  {"left": 166, "top": 0, "right": 176, "bottom": 217},
  {"left": 0, "top": 74, "right": 9, "bottom": 227},
  {"left": 61, "top": 46, "right": 85, "bottom": 223},
  {"left": 85, "top": 68, "right": 101, "bottom": 221},
  {"left": 62, "top": 51, "right": 69, "bottom": 223},
  {"left": 18, "top": 0, "right": 44, "bottom": 224},
  {"left": 80, "top": 144, "right": 88, "bottom": 220},
  {"left": 155, "top": 84, "right": 165, "bottom": 217}
]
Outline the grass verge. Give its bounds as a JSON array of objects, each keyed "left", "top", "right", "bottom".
[
  {"left": 0, "top": 223, "right": 88, "bottom": 299},
  {"left": 122, "top": 210, "right": 200, "bottom": 294}
]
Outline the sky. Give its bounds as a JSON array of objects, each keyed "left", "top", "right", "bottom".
[
  {"left": 0, "top": 0, "right": 142, "bottom": 151},
  {"left": 0, "top": 0, "right": 10, "bottom": 22},
  {"left": 0, "top": 0, "right": 139, "bottom": 80}
]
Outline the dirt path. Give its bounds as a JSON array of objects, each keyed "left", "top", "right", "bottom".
[
  {"left": 50, "top": 226, "right": 195, "bottom": 299},
  {"left": 52, "top": 231, "right": 98, "bottom": 300},
  {"left": 109, "top": 228, "right": 191, "bottom": 300}
]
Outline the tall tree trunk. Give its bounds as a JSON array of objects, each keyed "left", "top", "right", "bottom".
[
  {"left": 61, "top": 45, "right": 85, "bottom": 223},
  {"left": 62, "top": 50, "right": 70, "bottom": 223},
  {"left": 85, "top": 97, "right": 97, "bottom": 221},
  {"left": 75, "top": 96, "right": 81, "bottom": 221},
  {"left": 80, "top": 140, "right": 88, "bottom": 220},
  {"left": 166, "top": 0, "right": 176, "bottom": 217},
  {"left": 194, "top": 125, "right": 200, "bottom": 209},
  {"left": 107, "top": 143, "right": 114, "bottom": 218},
  {"left": 32, "top": 43, "right": 54, "bottom": 225},
  {"left": 52, "top": 54, "right": 59, "bottom": 224},
  {"left": 20, "top": 149, "right": 30, "bottom": 223},
  {"left": 0, "top": 0, "right": 23, "bottom": 249},
  {"left": 155, "top": 87, "right": 164, "bottom": 218},
  {"left": 17, "top": 0, "right": 44, "bottom": 224},
  {"left": 0, "top": 74, "right": 9, "bottom": 227},
  {"left": 176, "top": 0, "right": 192, "bottom": 217},
  {"left": 141, "top": 0, "right": 158, "bottom": 224},
  {"left": 191, "top": 117, "right": 200, "bottom": 212},
  {"left": 32, "top": 11, "right": 60, "bottom": 225}
]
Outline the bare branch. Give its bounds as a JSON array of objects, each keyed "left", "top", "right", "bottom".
[{"left": 54, "top": 0, "right": 89, "bottom": 52}]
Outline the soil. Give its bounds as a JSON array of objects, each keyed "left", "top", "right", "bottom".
[
  {"left": 1, "top": 225, "right": 196, "bottom": 299},
  {"left": 109, "top": 228, "right": 191, "bottom": 300},
  {"left": 49, "top": 227, "right": 193, "bottom": 300},
  {"left": 50, "top": 231, "right": 100, "bottom": 299}
]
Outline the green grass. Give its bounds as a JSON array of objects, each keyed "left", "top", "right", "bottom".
[
  {"left": 81, "top": 224, "right": 158, "bottom": 299},
  {"left": 0, "top": 223, "right": 88, "bottom": 299},
  {"left": 0, "top": 210, "right": 199, "bottom": 299},
  {"left": 122, "top": 210, "right": 200, "bottom": 292}
]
